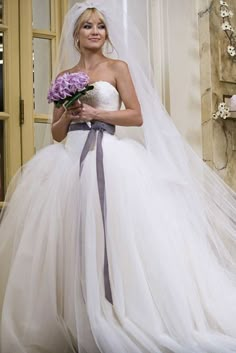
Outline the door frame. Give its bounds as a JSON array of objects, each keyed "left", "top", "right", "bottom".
[
  {"left": 0, "top": 0, "right": 69, "bottom": 208},
  {"left": 0, "top": 0, "right": 21, "bottom": 208},
  {"left": 20, "top": 0, "right": 68, "bottom": 164}
]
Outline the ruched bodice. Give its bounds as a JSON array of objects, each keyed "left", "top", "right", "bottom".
[{"left": 79, "top": 81, "right": 121, "bottom": 111}]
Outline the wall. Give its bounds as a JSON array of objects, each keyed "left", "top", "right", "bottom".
[
  {"left": 151, "top": 0, "right": 203, "bottom": 156},
  {"left": 198, "top": 0, "right": 236, "bottom": 189}
]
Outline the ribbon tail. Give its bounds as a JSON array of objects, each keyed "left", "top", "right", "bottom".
[
  {"left": 96, "top": 130, "right": 113, "bottom": 304},
  {"left": 79, "top": 128, "right": 97, "bottom": 177}
]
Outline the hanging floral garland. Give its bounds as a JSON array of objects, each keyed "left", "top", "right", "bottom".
[
  {"left": 220, "top": 0, "right": 236, "bottom": 60},
  {"left": 213, "top": 1, "right": 236, "bottom": 120}
]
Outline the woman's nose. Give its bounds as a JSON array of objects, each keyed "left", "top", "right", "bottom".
[{"left": 92, "top": 26, "right": 99, "bottom": 34}]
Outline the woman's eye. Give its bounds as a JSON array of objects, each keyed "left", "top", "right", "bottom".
[
  {"left": 83, "top": 23, "right": 106, "bottom": 30},
  {"left": 83, "top": 24, "right": 92, "bottom": 29}
]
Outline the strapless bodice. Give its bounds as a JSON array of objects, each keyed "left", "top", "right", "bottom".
[{"left": 79, "top": 81, "right": 121, "bottom": 111}]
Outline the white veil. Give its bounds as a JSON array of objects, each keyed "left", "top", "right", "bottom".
[
  {"left": 56, "top": 0, "right": 188, "bottom": 181},
  {"left": 55, "top": 1, "right": 236, "bottom": 263},
  {"left": 55, "top": 2, "right": 236, "bottom": 351},
  {"left": 1, "top": 1, "right": 236, "bottom": 352}
]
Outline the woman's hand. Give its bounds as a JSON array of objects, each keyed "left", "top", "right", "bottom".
[
  {"left": 67, "top": 102, "right": 97, "bottom": 122},
  {"left": 64, "top": 100, "right": 83, "bottom": 122}
]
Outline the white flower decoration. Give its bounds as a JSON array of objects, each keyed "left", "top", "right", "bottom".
[
  {"left": 219, "top": 102, "right": 226, "bottom": 110},
  {"left": 222, "top": 22, "right": 232, "bottom": 30},
  {"left": 223, "top": 111, "right": 231, "bottom": 119},
  {"left": 221, "top": 9, "right": 230, "bottom": 17},
  {"left": 213, "top": 112, "right": 219, "bottom": 119},
  {"left": 220, "top": 0, "right": 228, "bottom": 6},
  {"left": 213, "top": 102, "right": 231, "bottom": 119},
  {"left": 220, "top": 0, "right": 236, "bottom": 60},
  {"left": 227, "top": 45, "right": 236, "bottom": 56}
]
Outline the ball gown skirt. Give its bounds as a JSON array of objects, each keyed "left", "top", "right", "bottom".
[{"left": 1, "top": 82, "right": 236, "bottom": 353}]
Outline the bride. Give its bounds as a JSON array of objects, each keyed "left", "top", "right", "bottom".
[{"left": 1, "top": 1, "right": 236, "bottom": 353}]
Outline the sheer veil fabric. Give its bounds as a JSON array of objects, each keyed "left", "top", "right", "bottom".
[
  {"left": 1, "top": 1, "right": 236, "bottom": 353},
  {"left": 54, "top": 1, "right": 236, "bottom": 251}
]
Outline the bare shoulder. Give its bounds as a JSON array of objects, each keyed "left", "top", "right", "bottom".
[
  {"left": 105, "top": 59, "right": 131, "bottom": 85},
  {"left": 107, "top": 59, "right": 129, "bottom": 73}
]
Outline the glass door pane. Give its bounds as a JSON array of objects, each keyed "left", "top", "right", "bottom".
[
  {"left": 20, "top": 0, "right": 62, "bottom": 160},
  {"left": 32, "top": 0, "right": 55, "bottom": 152},
  {"left": 32, "top": 0, "right": 51, "bottom": 30},
  {"left": 33, "top": 36, "right": 53, "bottom": 152},
  {"left": 33, "top": 37, "right": 51, "bottom": 114}
]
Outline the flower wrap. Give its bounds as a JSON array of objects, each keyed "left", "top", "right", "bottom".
[{"left": 47, "top": 72, "right": 94, "bottom": 109}]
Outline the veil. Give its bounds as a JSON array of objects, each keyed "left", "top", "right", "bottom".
[
  {"left": 55, "top": 1, "right": 236, "bottom": 249},
  {"left": 1, "top": 1, "right": 236, "bottom": 352},
  {"left": 54, "top": 1, "right": 236, "bottom": 185},
  {"left": 54, "top": 0, "right": 236, "bottom": 272},
  {"left": 54, "top": 0, "right": 189, "bottom": 181},
  {"left": 16, "top": 0, "right": 236, "bottom": 351},
  {"left": 54, "top": 2, "right": 236, "bottom": 350}
]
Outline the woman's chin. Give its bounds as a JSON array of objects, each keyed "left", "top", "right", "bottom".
[
  {"left": 81, "top": 42, "right": 105, "bottom": 51},
  {"left": 82, "top": 46, "right": 104, "bottom": 53}
]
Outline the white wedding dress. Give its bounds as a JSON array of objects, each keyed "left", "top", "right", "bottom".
[{"left": 1, "top": 81, "right": 236, "bottom": 353}]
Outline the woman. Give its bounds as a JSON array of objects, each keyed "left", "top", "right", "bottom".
[
  {"left": 52, "top": 11, "right": 143, "bottom": 142},
  {"left": 1, "top": 1, "right": 236, "bottom": 353}
]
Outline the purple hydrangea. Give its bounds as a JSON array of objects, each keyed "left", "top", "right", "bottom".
[{"left": 47, "top": 72, "right": 90, "bottom": 103}]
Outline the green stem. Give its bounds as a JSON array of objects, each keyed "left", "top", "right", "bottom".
[
  {"left": 64, "top": 90, "right": 85, "bottom": 109},
  {"left": 54, "top": 85, "right": 94, "bottom": 109}
]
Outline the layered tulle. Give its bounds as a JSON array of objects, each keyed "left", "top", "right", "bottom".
[{"left": 1, "top": 128, "right": 236, "bottom": 353}]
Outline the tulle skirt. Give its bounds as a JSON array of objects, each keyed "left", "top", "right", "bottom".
[{"left": 1, "top": 130, "right": 236, "bottom": 353}]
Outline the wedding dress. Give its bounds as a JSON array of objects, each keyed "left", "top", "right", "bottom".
[{"left": 1, "top": 80, "right": 236, "bottom": 353}]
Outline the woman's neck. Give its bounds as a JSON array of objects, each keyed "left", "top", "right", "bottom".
[{"left": 77, "top": 51, "right": 106, "bottom": 71}]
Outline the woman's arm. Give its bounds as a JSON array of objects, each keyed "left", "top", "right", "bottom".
[
  {"left": 51, "top": 61, "right": 142, "bottom": 142},
  {"left": 51, "top": 95, "right": 82, "bottom": 142},
  {"left": 51, "top": 106, "right": 69, "bottom": 142},
  {"left": 50, "top": 68, "right": 84, "bottom": 142},
  {"left": 78, "top": 61, "right": 143, "bottom": 127}
]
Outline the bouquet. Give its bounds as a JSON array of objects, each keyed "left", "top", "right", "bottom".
[{"left": 47, "top": 72, "right": 94, "bottom": 109}]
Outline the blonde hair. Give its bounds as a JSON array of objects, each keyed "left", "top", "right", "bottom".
[{"left": 73, "top": 8, "right": 113, "bottom": 52}]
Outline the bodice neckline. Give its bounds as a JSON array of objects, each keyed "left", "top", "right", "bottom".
[
  {"left": 78, "top": 80, "right": 121, "bottom": 111},
  {"left": 91, "top": 81, "right": 119, "bottom": 96}
]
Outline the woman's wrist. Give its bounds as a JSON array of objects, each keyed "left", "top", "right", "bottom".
[
  {"left": 60, "top": 110, "right": 72, "bottom": 124},
  {"left": 94, "top": 109, "right": 104, "bottom": 122},
  {"left": 52, "top": 110, "right": 71, "bottom": 132}
]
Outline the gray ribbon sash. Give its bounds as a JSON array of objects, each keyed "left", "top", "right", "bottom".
[{"left": 69, "top": 121, "right": 115, "bottom": 305}]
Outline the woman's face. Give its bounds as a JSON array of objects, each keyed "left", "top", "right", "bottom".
[{"left": 78, "top": 14, "right": 107, "bottom": 51}]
